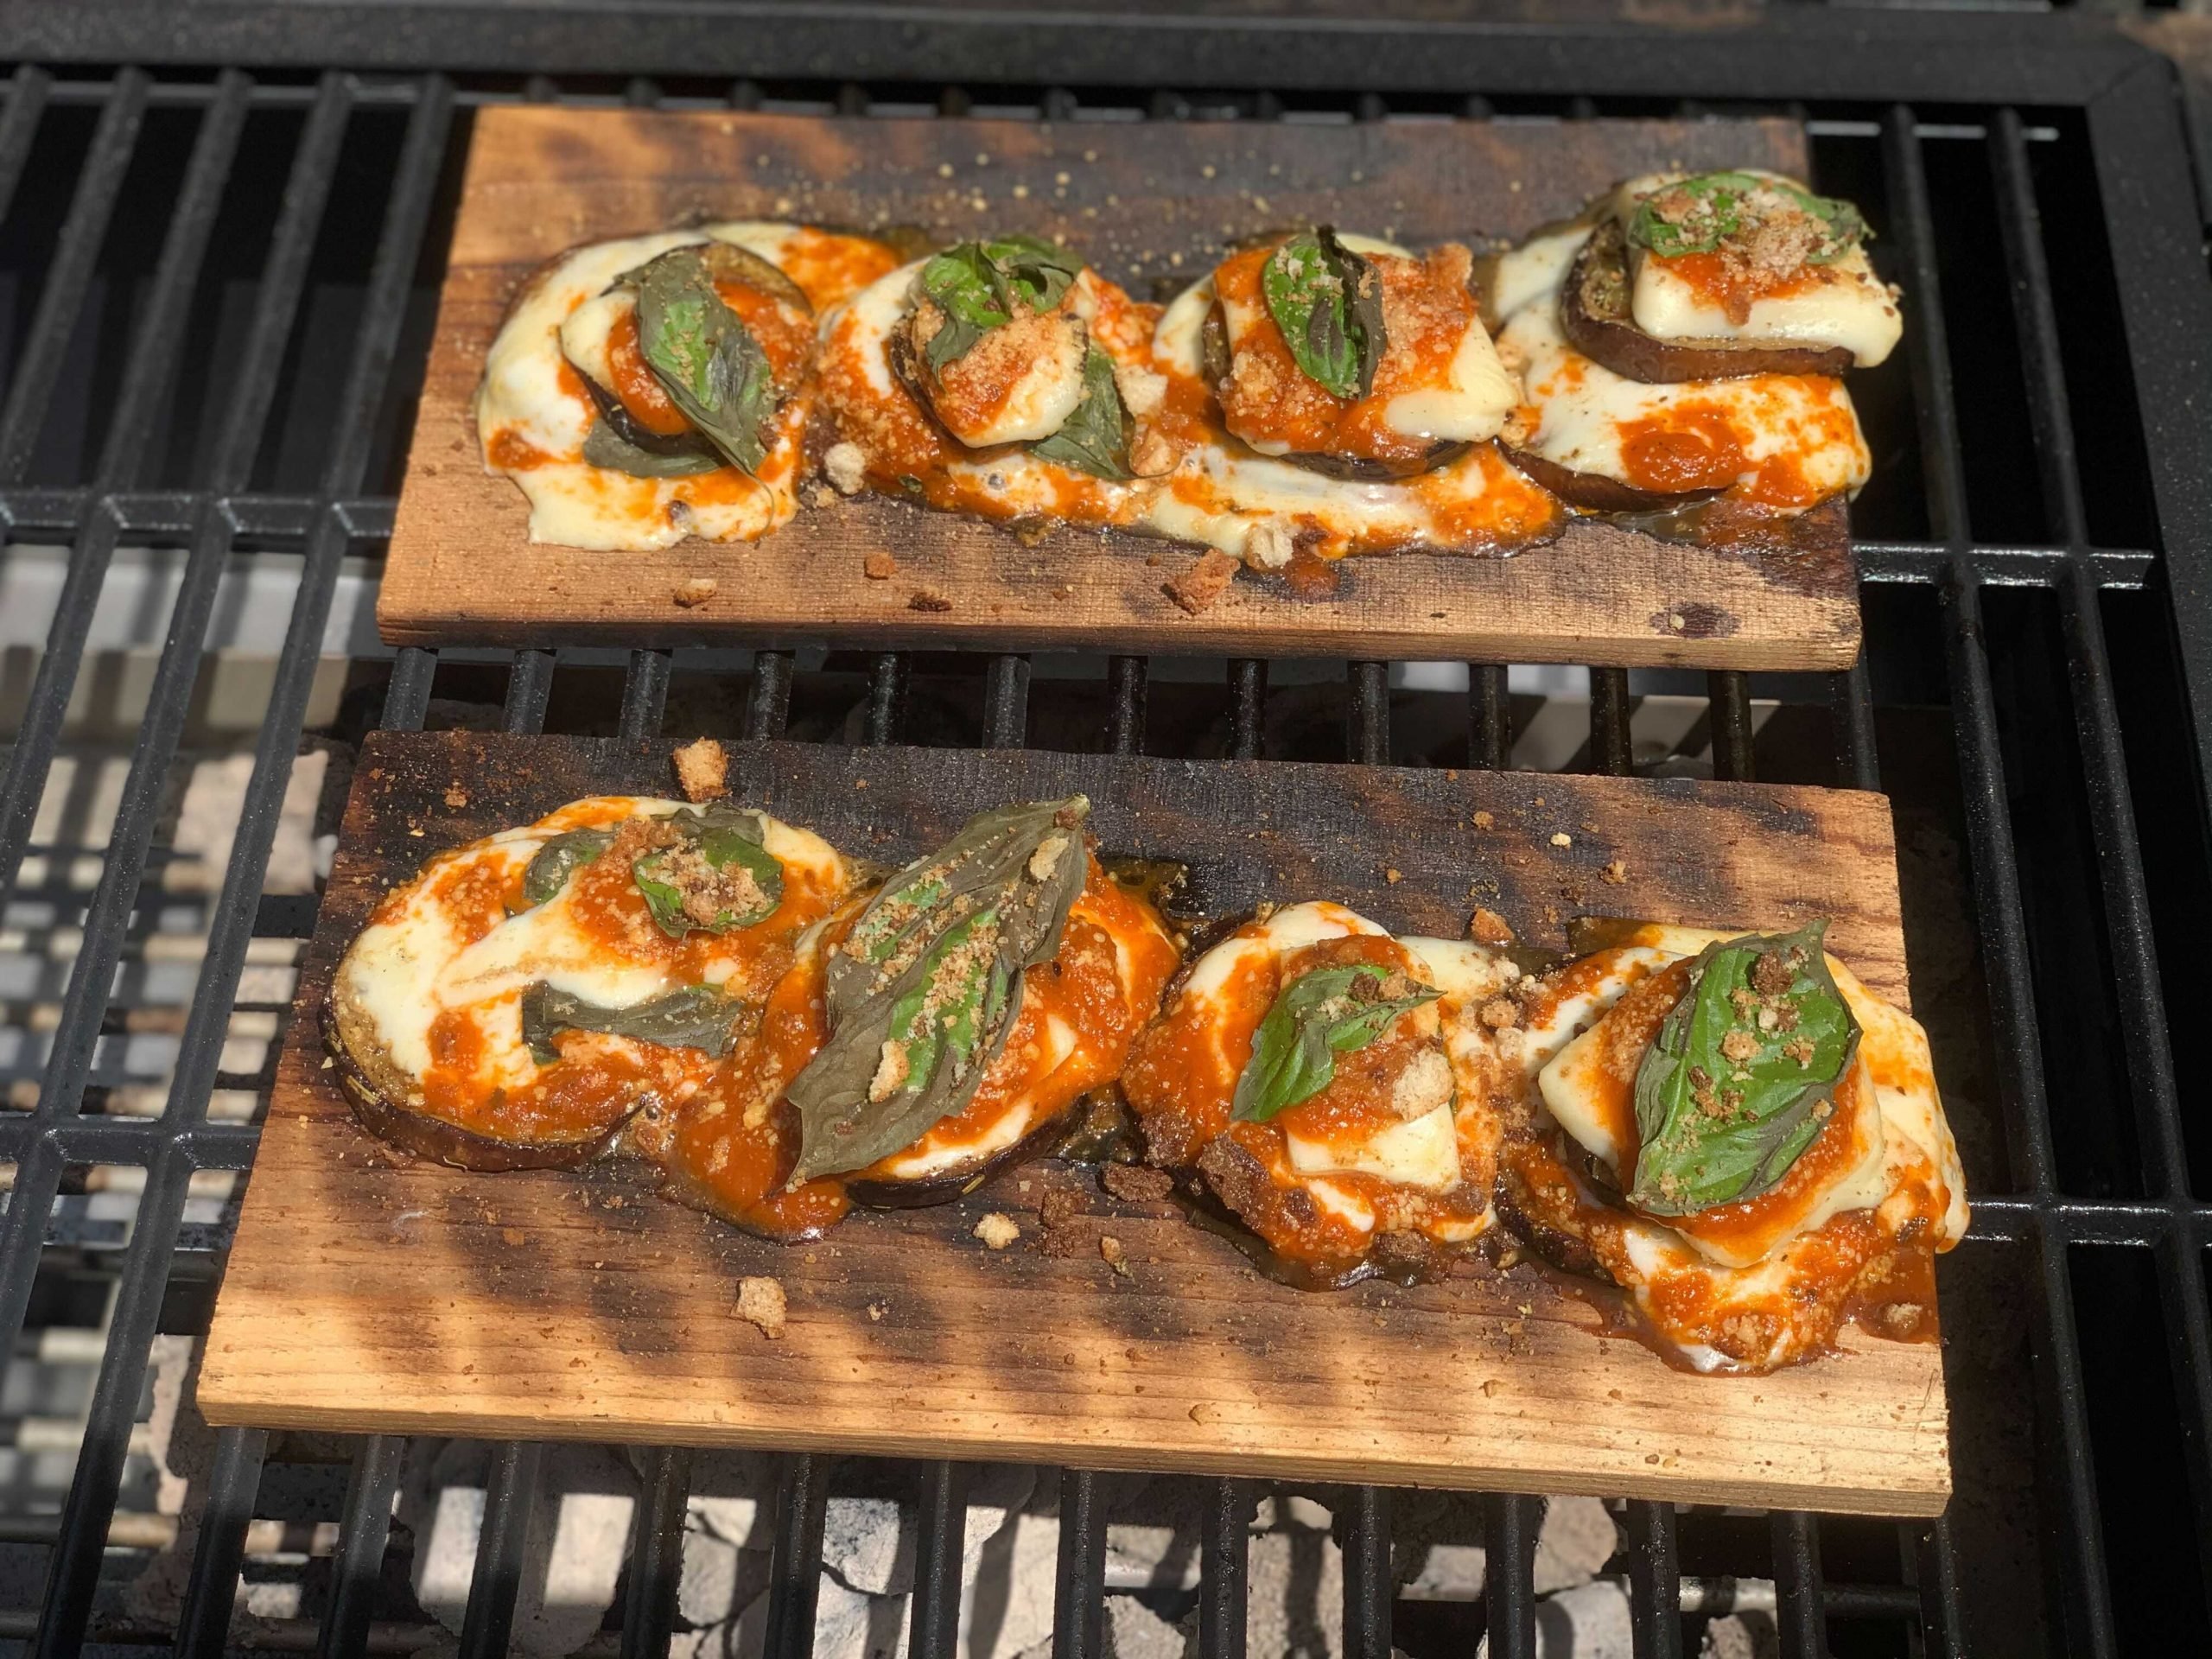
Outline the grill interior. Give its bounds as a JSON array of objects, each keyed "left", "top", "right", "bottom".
[{"left": 0, "top": 11, "right": 2209, "bottom": 1657}]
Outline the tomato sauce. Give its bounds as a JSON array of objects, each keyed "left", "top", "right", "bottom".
[{"left": 1652, "top": 251, "right": 1821, "bottom": 328}]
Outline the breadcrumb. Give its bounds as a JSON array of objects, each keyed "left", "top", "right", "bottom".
[
  {"left": 864, "top": 550, "right": 899, "bottom": 581},
  {"left": 823, "top": 441, "right": 868, "bottom": 495},
  {"left": 735, "top": 1276, "right": 786, "bottom": 1338},
  {"left": 1165, "top": 549, "right": 1238, "bottom": 614},
  {"left": 673, "top": 577, "right": 718, "bottom": 608},
  {"left": 909, "top": 589, "right": 954, "bottom": 613},
  {"left": 1468, "top": 906, "right": 1516, "bottom": 946},
  {"left": 671, "top": 737, "right": 728, "bottom": 803},
  {"left": 974, "top": 1212, "right": 1021, "bottom": 1250}
]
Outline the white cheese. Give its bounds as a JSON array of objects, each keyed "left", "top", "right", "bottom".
[
  {"left": 1284, "top": 1103, "right": 1462, "bottom": 1192},
  {"left": 924, "top": 306, "right": 1087, "bottom": 448},
  {"left": 1497, "top": 297, "right": 1871, "bottom": 503},
  {"left": 1490, "top": 226, "right": 1592, "bottom": 325}
]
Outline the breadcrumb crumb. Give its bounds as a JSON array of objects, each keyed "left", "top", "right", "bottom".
[
  {"left": 974, "top": 1212, "right": 1021, "bottom": 1250},
  {"left": 735, "top": 1276, "right": 786, "bottom": 1338},
  {"left": 673, "top": 577, "right": 718, "bottom": 608},
  {"left": 671, "top": 737, "right": 728, "bottom": 803}
]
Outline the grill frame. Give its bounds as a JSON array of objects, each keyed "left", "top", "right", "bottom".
[{"left": 0, "top": 10, "right": 2202, "bottom": 1657}]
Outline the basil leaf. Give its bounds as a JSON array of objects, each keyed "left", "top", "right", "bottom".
[
  {"left": 1231, "top": 963, "right": 1441, "bottom": 1125},
  {"left": 627, "top": 246, "right": 779, "bottom": 474},
  {"left": 1627, "top": 172, "right": 1867, "bottom": 266},
  {"left": 520, "top": 981, "right": 744, "bottom": 1065},
  {"left": 1027, "top": 347, "right": 1132, "bottom": 480},
  {"left": 916, "top": 235, "right": 1084, "bottom": 373},
  {"left": 581, "top": 419, "right": 724, "bottom": 479},
  {"left": 632, "top": 806, "right": 785, "bottom": 938},
  {"left": 1627, "top": 920, "right": 1861, "bottom": 1217},
  {"left": 787, "top": 797, "right": 1090, "bottom": 1183},
  {"left": 1261, "top": 227, "right": 1386, "bottom": 401},
  {"left": 521, "top": 827, "right": 614, "bottom": 908}
]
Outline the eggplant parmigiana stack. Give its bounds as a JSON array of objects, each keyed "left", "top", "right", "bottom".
[
  {"left": 324, "top": 797, "right": 855, "bottom": 1167},
  {"left": 1120, "top": 902, "right": 1525, "bottom": 1287},
  {"left": 1497, "top": 921, "right": 1967, "bottom": 1372},
  {"left": 478, "top": 222, "right": 902, "bottom": 549},
  {"left": 641, "top": 796, "right": 1181, "bottom": 1239},
  {"left": 477, "top": 171, "right": 1896, "bottom": 596},
  {"left": 1490, "top": 170, "right": 1898, "bottom": 515}
]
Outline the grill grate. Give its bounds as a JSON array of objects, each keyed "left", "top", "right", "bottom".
[{"left": 0, "top": 14, "right": 2209, "bottom": 1657}]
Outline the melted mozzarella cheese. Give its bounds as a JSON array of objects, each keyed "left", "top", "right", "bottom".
[
  {"left": 1180, "top": 900, "right": 1388, "bottom": 1001},
  {"left": 1613, "top": 172, "right": 1902, "bottom": 368},
  {"left": 478, "top": 228, "right": 823, "bottom": 552},
  {"left": 1491, "top": 226, "right": 1592, "bottom": 324},
  {"left": 1285, "top": 1103, "right": 1461, "bottom": 1191},
  {"left": 925, "top": 306, "right": 1088, "bottom": 448},
  {"left": 867, "top": 1010, "right": 1081, "bottom": 1181},
  {"left": 1497, "top": 297, "right": 1871, "bottom": 504}
]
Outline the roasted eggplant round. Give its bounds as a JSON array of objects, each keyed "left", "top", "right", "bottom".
[
  {"left": 324, "top": 796, "right": 854, "bottom": 1173},
  {"left": 1121, "top": 901, "right": 1522, "bottom": 1288},
  {"left": 1559, "top": 218, "right": 1853, "bottom": 385}
]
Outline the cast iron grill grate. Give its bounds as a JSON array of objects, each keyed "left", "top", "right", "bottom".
[{"left": 0, "top": 16, "right": 2208, "bottom": 1658}]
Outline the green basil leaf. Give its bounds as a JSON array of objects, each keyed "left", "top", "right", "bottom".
[
  {"left": 627, "top": 246, "right": 779, "bottom": 474},
  {"left": 1230, "top": 963, "right": 1441, "bottom": 1125},
  {"left": 580, "top": 419, "right": 724, "bottom": 479},
  {"left": 916, "top": 235, "right": 1084, "bottom": 373},
  {"left": 1261, "top": 227, "right": 1386, "bottom": 401},
  {"left": 521, "top": 827, "right": 615, "bottom": 908},
  {"left": 786, "top": 797, "right": 1090, "bottom": 1183},
  {"left": 520, "top": 981, "right": 745, "bottom": 1065},
  {"left": 1627, "top": 919, "right": 1860, "bottom": 1217},
  {"left": 1626, "top": 172, "right": 1867, "bottom": 266},
  {"left": 1027, "top": 347, "right": 1132, "bottom": 480},
  {"left": 631, "top": 806, "right": 785, "bottom": 938}
]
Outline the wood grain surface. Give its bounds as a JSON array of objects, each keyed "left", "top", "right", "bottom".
[
  {"left": 199, "top": 734, "right": 1947, "bottom": 1515},
  {"left": 378, "top": 108, "right": 1863, "bottom": 671}
]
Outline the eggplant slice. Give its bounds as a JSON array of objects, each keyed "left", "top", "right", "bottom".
[
  {"left": 1497, "top": 442, "right": 1723, "bottom": 515},
  {"left": 323, "top": 1000, "right": 635, "bottom": 1173},
  {"left": 1559, "top": 219, "right": 1855, "bottom": 385}
]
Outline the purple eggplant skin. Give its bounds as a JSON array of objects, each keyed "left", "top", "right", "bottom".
[
  {"left": 1497, "top": 443, "right": 1726, "bottom": 515},
  {"left": 321, "top": 1001, "right": 635, "bottom": 1173},
  {"left": 1559, "top": 219, "right": 1854, "bottom": 386}
]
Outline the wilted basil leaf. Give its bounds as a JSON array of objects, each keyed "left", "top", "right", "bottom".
[
  {"left": 521, "top": 827, "right": 615, "bottom": 908},
  {"left": 626, "top": 246, "right": 779, "bottom": 474},
  {"left": 916, "top": 235, "right": 1084, "bottom": 373},
  {"left": 1262, "top": 227, "right": 1386, "bottom": 401},
  {"left": 1626, "top": 171, "right": 1867, "bottom": 266},
  {"left": 520, "top": 981, "right": 745, "bottom": 1065},
  {"left": 1231, "top": 963, "right": 1440, "bottom": 1124},
  {"left": 581, "top": 419, "right": 723, "bottom": 479},
  {"left": 1027, "top": 347, "right": 1132, "bottom": 480},
  {"left": 632, "top": 806, "right": 785, "bottom": 938},
  {"left": 1627, "top": 920, "right": 1859, "bottom": 1217},
  {"left": 786, "top": 796, "right": 1090, "bottom": 1183}
]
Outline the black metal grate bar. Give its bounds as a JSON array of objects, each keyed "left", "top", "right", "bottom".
[
  {"left": 1051, "top": 1470, "right": 1106, "bottom": 1659},
  {"left": 621, "top": 1445, "right": 694, "bottom": 1659},
  {"left": 455, "top": 1441, "right": 544, "bottom": 1658},
  {"left": 907, "top": 1461, "right": 966, "bottom": 1659}
]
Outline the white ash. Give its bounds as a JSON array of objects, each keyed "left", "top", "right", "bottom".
[
  {"left": 398, "top": 1440, "right": 639, "bottom": 1657},
  {"left": 1533, "top": 1497, "right": 1619, "bottom": 1592},
  {"left": 1474, "top": 1578, "right": 1634, "bottom": 1659},
  {"left": 1700, "top": 1611, "right": 1782, "bottom": 1659}
]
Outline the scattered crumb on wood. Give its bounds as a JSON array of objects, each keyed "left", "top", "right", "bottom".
[
  {"left": 1039, "top": 1186, "right": 1089, "bottom": 1257},
  {"left": 1102, "top": 1163, "right": 1174, "bottom": 1204},
  {"left": 1099, "top": 1235, "right": 1131, "bottom": 1277},
  {"left": 1601, "top": 858, "right": 1628, "bottom": 885},
  {"left": 443, "top": 785, "right": 468, "bottom": 809},
  {"left": 868, "top": 1300, "right": 887, "bottom": 1322},
  {"left": 863, "top": 550, "right": 899, "bottom": 580},
  {"left": 908, "top": 588, "right": 953, "bottom": 613},
  {"left": 1383, "top": 868, "right": 1402, "bottom": 885},
  {"left": 735, "top": 1276, "right": 786, "bottom": 1338},
  {"left": 1482, "top": 1378, "right": 1503, "bottom": 1398},
  {"left": 671, "top": 737, "right": 728, "bottom": 802},
  {"left": 1164, "top": 548, "right": 1237, "bottom": 614},
  {"left": 974, "top": 1211, "right": 1021, "bottom": 1250},
  {"left": 1468, "top": 907, "right": 1516, "bottom": 945},
  {"left": 1471, "top": 810, "right": 1495, "bottom": 830},
  {"left": 1549, "top": 831, "right": 1573, "bottom": 849},
  {"left": 673, "top": 576, "right": 718, "bottom": 607}
]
